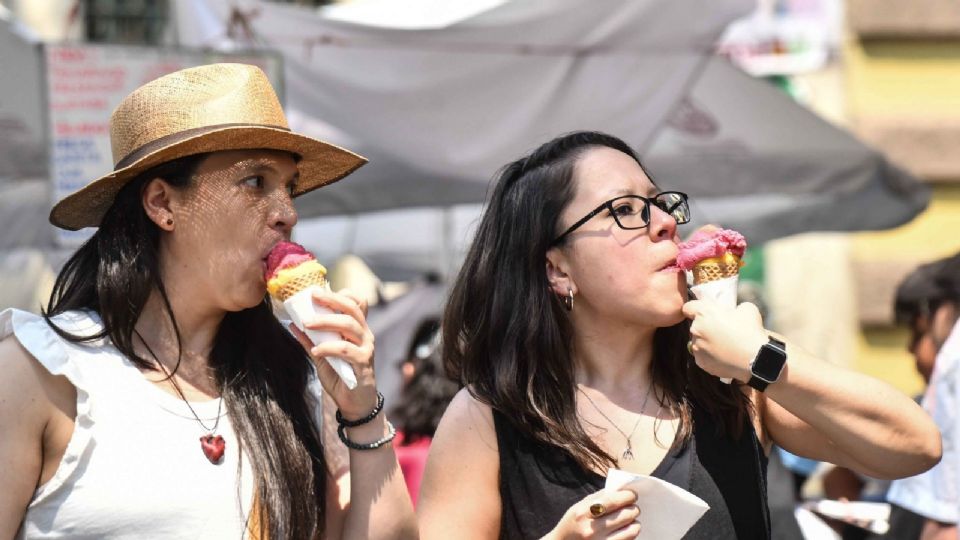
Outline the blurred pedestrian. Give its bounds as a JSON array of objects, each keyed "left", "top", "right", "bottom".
[
  {"left": 391, "top": 318, "right": 459, "bottom": 507},
  {"left": 816, "top": 258, "right": 953, "bottom": 539},
  {"left": 0, "top": 64, "right": 416, "bottom": 539},
  {"left": 887, "top": 252, "right": 960, "bottom": 540},
  {"left": 895, "top": 257, "right": 955, "bottom": 385},
  {"left": 417, "top": 131, "right": 941, "bottom": 539}
]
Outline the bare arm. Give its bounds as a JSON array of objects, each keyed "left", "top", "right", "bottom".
[
  {"left": 339, "top": 415, "right": 416, "bottom": 539},
  {"left": 684, "top": 301, "right": 941, "bottom": 480},
  {"left": 922, "top": 520, "right": 959, "bottom": 540},
  {"left": 322, "top": 388, "right": 350, "bottom": 540},
  {"left": 293, "top": 288, "right": 416, "bottom": 540},
  {"left": 0, "top": 337, "right": 74, "bottom": 539},
  {"left": 418, "top": 389, "right": 502, "bottom": 540},
  {"left": 759, "top": 340, "right": 940, "bottom": 479}
]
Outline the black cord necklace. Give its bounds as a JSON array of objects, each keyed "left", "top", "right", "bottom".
[{"left": 135, "top": 330, "right": 225, "bottom": 464}]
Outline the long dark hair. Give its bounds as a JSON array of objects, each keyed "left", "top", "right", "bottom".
[
  {"left": 43, "top": 153, "right": 327, "bottom": 539},
  {"left": 443, "top": 131, "right": 751, "bottom": 472}
]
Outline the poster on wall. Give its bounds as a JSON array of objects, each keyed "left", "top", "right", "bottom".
[{"left": 45, "top": 44, "right": 282, "bottom": 247}]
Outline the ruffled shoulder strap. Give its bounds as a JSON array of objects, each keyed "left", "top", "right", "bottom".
[
  {"left": 0, "top": 308, "right": 99, "bottom": 503},
  {"left": 0, "top": 308, "right": 104, "bottom": 384}
]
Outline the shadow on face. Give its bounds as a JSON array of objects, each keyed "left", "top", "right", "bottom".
[{"left": 160, "top": 149, "right": 301, "bottom": 313}]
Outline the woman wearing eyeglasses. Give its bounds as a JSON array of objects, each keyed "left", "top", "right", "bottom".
[{"left": 417, "top": 131, "right": 940, "bottom": 539}]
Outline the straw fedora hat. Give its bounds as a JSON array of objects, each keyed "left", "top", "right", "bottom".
[{"left": 50, "top": 63, "right": 366, "bottom": 230}]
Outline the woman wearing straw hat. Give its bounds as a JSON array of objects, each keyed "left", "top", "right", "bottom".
[{"left": 0, "top": 64, "right": 416, "bottom": 539}]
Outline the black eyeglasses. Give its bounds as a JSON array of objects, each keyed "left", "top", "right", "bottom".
[{"left": 551, "top": 191, "right": 690, "bottom": 246}]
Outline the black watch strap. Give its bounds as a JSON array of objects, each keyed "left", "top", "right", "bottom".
[{"left": 748, "top": 373, "right": 771, "bottom": 392}]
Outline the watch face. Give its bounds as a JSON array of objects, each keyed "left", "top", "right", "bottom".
[{"left": 753, "top": 344, "right": 786, "bottom": 382}]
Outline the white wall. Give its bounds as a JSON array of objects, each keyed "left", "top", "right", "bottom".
[{"left": 8, "top": 0, "right": 83, "bottom": 41}]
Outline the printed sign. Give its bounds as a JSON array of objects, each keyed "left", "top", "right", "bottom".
[{"left": 45, "top": 44, "right": 282, "bottom": 246}]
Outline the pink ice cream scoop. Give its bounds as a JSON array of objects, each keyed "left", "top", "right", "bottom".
[
  {"left": 264, "top": 241, "right": 357, "bottom": 389},
  {"left": 265, "top": 241, "right": 316, "bottom": 281},
  {"left": 676, "top": 228, "right": 747, "bottom": 272}
]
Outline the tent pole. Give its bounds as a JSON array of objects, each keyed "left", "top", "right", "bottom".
[{"left": 441, "top": 206, "right": 453, "bottom": 281}]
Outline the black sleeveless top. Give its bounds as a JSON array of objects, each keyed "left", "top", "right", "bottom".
[{"left": 493, "top": 400, "right": 770, "bottom": 539}]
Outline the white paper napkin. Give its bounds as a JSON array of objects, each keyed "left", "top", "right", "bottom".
[
  {"left": 604, "top": 468, "right": 710, "bottom": 539},
  {"left": 801, "top": 500, "right": 891, "bottom": 535},
  {"left": 688, "top": 274, "right": 739, "bottom": 384},
  {"left": 282, "top": 284, "right": 359, "bottom": 389}
]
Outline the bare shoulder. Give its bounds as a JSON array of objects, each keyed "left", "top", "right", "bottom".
[
  {"left": 0, "top": 336, "right": 75, "bottom": 414},
  {"left": 0, "top": 335, "right": 76, "bottom": 537},
  {"left": 425, "top": 387, "right": 499, "bottom": 475},
  {"left": 418, "top": 388, "right": 501, "bottom": 539},
  {"left": 435, "top": 387, "right": 497, "bottom": 448}
]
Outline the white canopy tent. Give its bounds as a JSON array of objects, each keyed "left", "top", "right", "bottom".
[
  {"left": 172, "top": 0, "right": 928, "bottom": 278},
  {"left": 169, "top": 0, "right": 931, "bottom": 404}
]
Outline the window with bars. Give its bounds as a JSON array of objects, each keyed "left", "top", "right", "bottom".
[
  {"left": 81, "top": 0, "right": 338, "bottom": 45},
  {"left": 83, "top": 0, "right": 169, "bottom": 45}
]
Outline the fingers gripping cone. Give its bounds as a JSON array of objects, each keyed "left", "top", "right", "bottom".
[
  {"left": 678, "top": 229, "right": 748, "bottom": 384},
  {"left": 282, "top": 284, "right": 359, "bottom": 390},
  {"left": 266, "top": 243, "right": 358, "bottom": 389}
]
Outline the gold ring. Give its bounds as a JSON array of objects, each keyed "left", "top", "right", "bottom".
[
  {"left": 589, "top": 502, "right": 606, "bottom": 518},
  {"left": 686, "top": 340, "right": 694, "bottom": 354}
]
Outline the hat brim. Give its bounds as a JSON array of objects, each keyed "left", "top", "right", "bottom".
[{"left": 49, "top": 125, "right": 367, "bottom": 230}]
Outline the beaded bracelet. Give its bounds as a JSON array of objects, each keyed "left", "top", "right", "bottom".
[
  {"left": 338, "top": 419, "right": 397, "bottom": 450},
  {"left": 336, "top": 391, "right": 385, "bottom": 427}
]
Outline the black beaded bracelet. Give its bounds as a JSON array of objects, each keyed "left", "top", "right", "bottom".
[
  {"left": 338, "top": 419, "right": 397, "bottom": 450},
  {"left": 336, "top": 391, "right": 385, "bottom": 427}
]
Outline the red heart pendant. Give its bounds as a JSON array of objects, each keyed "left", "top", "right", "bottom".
[{"left": 199, "top": 434, "right": 225, "bottom": 464}]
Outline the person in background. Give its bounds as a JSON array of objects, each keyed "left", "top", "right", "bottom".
[
  {"left": 895, "top": 258, "right": 953, "bottom": 386},
  {"left": 390, "top": 318, "right": 460, "bottom": 507},
  {"left": 816, "top": 257, "right": 952, "bottom": 539},
  {"left": 886, "top": 252, "right": 960, "bottom": 540}
]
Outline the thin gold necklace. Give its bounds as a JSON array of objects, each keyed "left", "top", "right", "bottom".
[{"left": 578, "top": 383, "right": 658, "bottom": 461}]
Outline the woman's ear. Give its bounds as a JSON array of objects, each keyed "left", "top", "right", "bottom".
[
  {"left": 141, "top": 178, "right": 176, "bottom": 231},
  {"left": 545, "top": 248, "right": 575, "bottom": 297}
]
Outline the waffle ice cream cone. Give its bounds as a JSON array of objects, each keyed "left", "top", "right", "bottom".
[
  {"left": 265, "top": 242, "right": 358, "bottom": 389},
  {"left": 269, "top": 262, "right": 328, "bottom": 302},
  {"left": 691, "top": 252, "right": 743, "bottom": 285}
]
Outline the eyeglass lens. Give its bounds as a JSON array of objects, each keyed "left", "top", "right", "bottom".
[{"left": 611, "top": 193, "right": 689, "bottom": 229}]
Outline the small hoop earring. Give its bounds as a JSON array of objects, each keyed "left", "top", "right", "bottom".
[{"left": 563, "top": 287, "right": 574, "bottom": 311}]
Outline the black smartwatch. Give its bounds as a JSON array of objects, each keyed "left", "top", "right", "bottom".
[{"left": 748, "top": 337, "right": 787, "bottom": 392}]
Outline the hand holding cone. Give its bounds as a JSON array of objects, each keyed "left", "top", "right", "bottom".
[
  {"left": 678, "top": 227, "right": 747, "bottom": 384},
  {"left": 265, "top": 242, "right": 359, "bottom": 389}
]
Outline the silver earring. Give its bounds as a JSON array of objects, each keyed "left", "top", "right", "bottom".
[{"left": 563, "top": 287, "right": 574, "bottom": 311}]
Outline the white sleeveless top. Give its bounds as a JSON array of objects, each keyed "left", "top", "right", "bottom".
[{"left": 1, "top": 308, "right": 325, "bottom": 539}]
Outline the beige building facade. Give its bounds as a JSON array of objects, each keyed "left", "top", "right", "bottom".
[{"left": 766, "top": 0, "right": 960, "bottom": 396}]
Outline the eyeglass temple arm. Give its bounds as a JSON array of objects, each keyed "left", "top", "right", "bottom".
[{"left": 551, "top": 202, "right": 612, "bottom": 246}]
